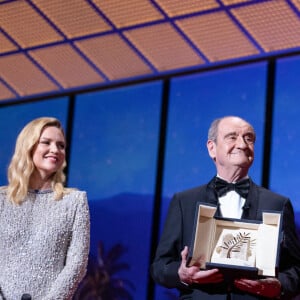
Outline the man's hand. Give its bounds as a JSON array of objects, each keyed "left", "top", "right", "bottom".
[
  {"left": 178, "top": 246, "right": 223, "bottom": 285},
  {"left": 234, "top": 277, "right": 282, "bottom": 298}
]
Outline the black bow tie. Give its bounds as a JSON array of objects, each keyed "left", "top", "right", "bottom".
[{"left": 214, "top": 177, "right": 250, "bottom": 198}]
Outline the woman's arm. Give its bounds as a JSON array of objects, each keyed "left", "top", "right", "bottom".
[{"left": 43, "top": 191, "right": 90, "bottom": 300}]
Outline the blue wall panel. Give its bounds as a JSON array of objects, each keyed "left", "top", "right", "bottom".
[{"left": 67, "top": 81, "right": 162, "bottom": 299}]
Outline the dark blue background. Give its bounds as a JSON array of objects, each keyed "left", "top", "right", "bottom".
[{"left": 0, "top": 56, "right": 300, "bottom": 300}]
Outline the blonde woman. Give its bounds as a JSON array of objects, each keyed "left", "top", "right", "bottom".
[{"left": 0, "top": 117, "right": 90, "bottom": 300}]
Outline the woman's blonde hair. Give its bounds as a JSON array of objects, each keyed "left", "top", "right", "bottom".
[{"left": 6, "top": 117, "right": 69, "bottom": 204}]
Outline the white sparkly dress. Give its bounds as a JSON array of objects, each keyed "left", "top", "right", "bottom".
[{"left": 0, "top": 189, "right": 90, "bottom": 300}]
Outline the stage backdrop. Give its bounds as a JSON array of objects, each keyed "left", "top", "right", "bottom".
[{"left": 0, "top": 56, "right": 300, "bottom": 300}]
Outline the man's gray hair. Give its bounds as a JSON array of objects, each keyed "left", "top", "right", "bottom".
[
  {"left": 207, "top": 116, "right": 256, "bottom": 144},
  {"left": 208, "top": 118, "right": 222, "bottom": 143}
]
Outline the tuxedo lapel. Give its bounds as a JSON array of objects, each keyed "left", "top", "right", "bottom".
[
  {"left": 206, "top": 178, "right": 221, "bottom": 216},
  {"left": 241, "top": 180, "right": 259, "bottom": 220}
]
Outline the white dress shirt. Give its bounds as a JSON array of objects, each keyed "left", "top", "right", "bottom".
[
  {"left": 217, "top": 175, "right": 248, "bottom": 219},
  {"left": 218, "top": 190, "right": 245, "bottom": 218}
]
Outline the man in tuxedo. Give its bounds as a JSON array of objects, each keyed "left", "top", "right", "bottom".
[{"left": 151, "top": 116, "right": 300, "bottom": 299}]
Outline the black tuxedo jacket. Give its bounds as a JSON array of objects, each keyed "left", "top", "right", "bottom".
[{"left": 151, "top": 178, "right": 300, "bottom": 299}]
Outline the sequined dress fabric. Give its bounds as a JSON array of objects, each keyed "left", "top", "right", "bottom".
[{"left": 0, "top": 189, "right": 90, "bottom": 300}]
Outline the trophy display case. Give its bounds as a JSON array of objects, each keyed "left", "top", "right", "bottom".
[{"left": 187, "top": 203, "right": 282, "bottom": 280}]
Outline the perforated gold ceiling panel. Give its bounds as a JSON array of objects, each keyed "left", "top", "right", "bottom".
[
  {"left": 176, "top": 11, "right": 259, "bottom": 62},
  {"left": 92, "top": 0, "right": 164, "bottom": 28},
  {"left": 0, "top": 32, "right": 17, "bottom": 53},
  {"left": 32, "top": 0, "right": 111, "bottom": 39},
  {"left": 29, "top": 44, "right": 104, "bottom": 88},
  {"left": 232, "top": 1, "right": 300, "bottom": 51},
  {"left": 124, "top": 23, "right": 204, "bottom": 71},
  {"left": 0, "top": 1, "right": 62, "bottom": 48},
  {"left": 75, "top": 35, "right": 153, "bottom": 80},
  {"left": 0, "top": 0, "right": 300, "bottom": 102},
  {"left": 0, "top": 53, "right": 58, "bottom": 96},
  {"left": 292, "top": 0, "right": 300, "bottom": 11},
  {"left": 0, "top": 81, "right": 15, "bottom": 99},
  {"left": 221, "top": 0, "right": 252, "bottom": 5},
  {"left": 154, "top": 0, "right": 219, "bottom": 17}
]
